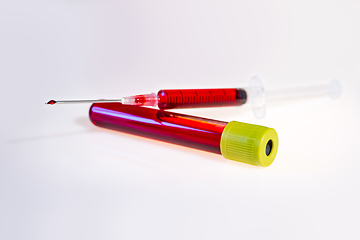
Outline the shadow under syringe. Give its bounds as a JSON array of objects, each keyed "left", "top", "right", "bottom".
[{"left": 7, "top": 117, "right": 98, "bottom": 143}]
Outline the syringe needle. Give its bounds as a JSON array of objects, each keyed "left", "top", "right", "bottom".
[
  {"left": 45, "top": 93, "right": 159, "bottom": 106},
  {"left": 45, "top": 99, "right": 123, "bottom": 105}
]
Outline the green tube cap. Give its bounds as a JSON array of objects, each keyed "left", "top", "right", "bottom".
[{"left": 220, "top": 121, "right": 278, "bottom": 167}]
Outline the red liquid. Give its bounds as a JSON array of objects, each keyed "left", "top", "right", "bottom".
[
  {"left": 47, "top": 100, "right": 56, "bottom": 105},
  {"left": 157, "top": 88, "right": 247, "bottom": 109},
  {"left": 89, "top": 103, "right": 228, "bottom": 154},
  {"left": 134, "top": 96, "right": 146, "bottom": 104}
]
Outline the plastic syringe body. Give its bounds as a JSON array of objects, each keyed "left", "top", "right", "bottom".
[
  {"left": 122, "top": 79, "right": 341, "bottom": 117},
  {"left": 123, "top": 88, "right": 247, "bottom": 109},
  {"left": 89, "top": 103, "right": 278, "bottom": 167}
]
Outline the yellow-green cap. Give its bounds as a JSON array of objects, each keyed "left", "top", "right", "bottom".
[{"left": 220, "top": 121, "right": 278, "bottom": 167}]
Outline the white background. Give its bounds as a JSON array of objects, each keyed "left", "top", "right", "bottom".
[{"left": 1, "top": 0, "right": 360, "bottom": 239}]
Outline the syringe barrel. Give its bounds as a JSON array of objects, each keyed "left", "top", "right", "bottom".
[
  {"left": 89, "top": 103, "right": 278, "bottom": 166},
  {"left": 157, "top": 88, "right": 247, "bottom": 109}
]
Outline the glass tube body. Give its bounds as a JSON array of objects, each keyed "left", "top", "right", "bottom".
[{"left": 89, "top": 103, "right": 228, "bottom": 154}]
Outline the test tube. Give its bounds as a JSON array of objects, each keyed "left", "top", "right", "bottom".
[{"left": 89, "top": 103, "right": 279, "bottom": 167}]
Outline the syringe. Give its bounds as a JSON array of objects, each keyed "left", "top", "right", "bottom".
[
  {"left": 47, "top": 76, "right": 342, "bottom": 118},
  {"left": 46, "top": 89, "right": 247, "bottom": 108}
]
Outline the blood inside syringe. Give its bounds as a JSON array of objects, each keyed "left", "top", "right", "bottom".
[{"left": 131, "top": 88, "right": 247, "bottom": 109}]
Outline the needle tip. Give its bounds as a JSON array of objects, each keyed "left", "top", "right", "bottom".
[{"left": 46, "top": 100, "right": 57, "bottom": 105}]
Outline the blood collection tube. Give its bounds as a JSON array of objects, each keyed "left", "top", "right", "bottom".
[{"left": 89, "top": 103, "right": 279, "bottom": 167}]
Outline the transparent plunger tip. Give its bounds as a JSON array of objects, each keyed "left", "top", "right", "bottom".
[{"left": 246, "top": 76, "right": 266, "bottom": 119}]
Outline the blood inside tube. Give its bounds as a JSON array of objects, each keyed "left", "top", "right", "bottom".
[
  {"left": 89, "top": 103, "right": 227, "bottom": 154},
  {"left": 157, "top": 88, "right": 247, "bottom": 109}
]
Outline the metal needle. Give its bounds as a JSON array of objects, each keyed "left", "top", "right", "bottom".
[{"left": 45, "top": 99, "right": 124, "bottom": 105}]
